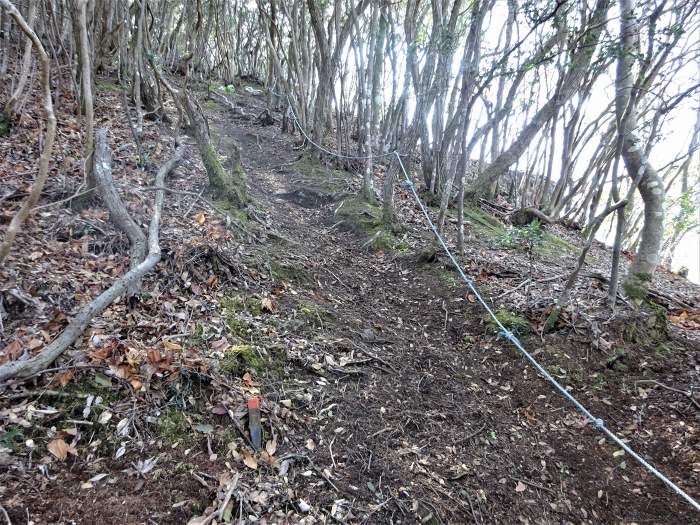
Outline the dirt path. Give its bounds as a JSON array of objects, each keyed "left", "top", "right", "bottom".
[{"left": 208, "top": 94, "right": 700, "bottom": 524}]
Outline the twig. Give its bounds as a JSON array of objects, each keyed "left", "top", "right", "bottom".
[
  {"left": 635, "top": 380, "right": 700, "bottom": 410},
  {"left": 508, "top": 476, "right": 556, "bottom": 494},
  {"left": 227, "top": 410, "right": 255, "bottom": 449},
  {"left": 356, "top": 346, "right": 397, "bottom": 373},
  {"left": 0, "top": 505, "right": 11, "bottom": 525},
  {"left": 184, "top": 186, "right": 207, "bottom": 217},
  {"left": 217, "top": 474, "right": 240, "bottom": 520},
  {"left": 461, "top": 422, "right": 487, "bottom": 443},
  {"left": 494, "top": 279, "right": 531, "bottom": 299}
]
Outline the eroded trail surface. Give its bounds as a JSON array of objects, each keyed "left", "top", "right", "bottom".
[{"left": 209, "top": 94, "right": 699, "bottom": 524}]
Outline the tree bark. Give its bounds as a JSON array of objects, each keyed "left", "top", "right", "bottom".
[
  {"left": 617, "top": 0, "right": 665, "bottom": 297},
  {"left": 94, "top": 128, "right": 147, "bottom": 302},
  {"left": 0, "top": 0, "right": 57, "bottom": 266},
  {"left": 469, "top": 0, "right": 609, "bottom": 198},
  {"left": 1, "top": 0, "right": 36, "bottom": 133}
]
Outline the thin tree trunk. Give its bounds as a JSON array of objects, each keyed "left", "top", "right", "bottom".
[{"left": 0, "top": 0, "right": 56, "bottom": 265}]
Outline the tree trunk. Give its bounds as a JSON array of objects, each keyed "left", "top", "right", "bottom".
[
  {"left": 617, "top": 0, "right": 664, "bottom": 298},
  {"left": 469, "top": 0, "right": 609, "bottom": 198}
]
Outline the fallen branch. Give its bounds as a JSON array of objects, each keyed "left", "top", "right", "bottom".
[
  {"left": 0, "top": 146, "right": 184, "bottom": 382},
  {"left": 94, "top": 128, "right": 147, "bottom": 302},
  {"left": 0, "top": 0, "right": 57, "bottom": 265},
  {"left": 635, "top": 380, "right": 700, "bottom": 411}
]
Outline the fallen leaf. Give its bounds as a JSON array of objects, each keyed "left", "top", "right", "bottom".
[
  {"left": 242, "top": 451, "right": 258, "bottom": 469},
  {"left": 163, "top": 339, "right": 182, "bottom": 351},
  {"left": 58, "top": 371, "right": 74, "bottom": 387},
  {"left": 0, "top": 340, "right": 22, "bottom": 360},
  {"left": 261, "top": 297, "right": 275, "bottom": 313},
  {"left": 48, "top": 439, "right": 70, "bottom": 461},
  {"left": 265, "top": 437, "right": 277, "bottom": 456},
  {"left": 116, "top": 418, "right": 130, "bottom": 435},
  {"left": 211, "top": 338, "right": 230, "bottom": 353}
]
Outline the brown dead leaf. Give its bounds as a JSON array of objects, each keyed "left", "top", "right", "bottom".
[
  {"left": 211, "top": 338, "right": 231, "bottom": 353},
  {"left": 0, "top": 340, "right": 22, "bottom": 361},
  {"left": 48, "top": 439, "right": 70, "bottom": 461},
  {"left": 146, "top": 348, "right": 162, "bottom": 364},
  {"left": 261, "top": 297, "right": 275, "bottom": 313},
  {"left": 58, "top": 370, "right": 74, "bottom": 387},
  {"left": 242, "top": 451, "right": 258, "bottom": 470}
]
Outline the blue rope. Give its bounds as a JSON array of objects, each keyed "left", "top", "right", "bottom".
[{"left": 273, "top": 91, "right": 700, "bottom": 512}]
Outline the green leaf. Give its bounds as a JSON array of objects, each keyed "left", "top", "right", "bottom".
[{"left": 94, "top": 374, "right": 112, "bottom": 388}]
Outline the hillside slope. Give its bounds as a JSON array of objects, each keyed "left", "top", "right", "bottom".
[{"left": 1, "top": 82, "right": 699, "bottom": 523}]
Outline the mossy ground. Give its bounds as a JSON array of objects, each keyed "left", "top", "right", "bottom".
[
  {"left": 270, "top": 259, "right": 308, "bottom": 282},
  {"left": 486, "top": 308, "right": 532, "bottom": 336},
  {"left": 218, "top": 344, "right": 265, "bottom": 376},
  {"left": 297, "top": 301, "right": 335, "bottom": 324},
  {"left": 292, "top": 153, "right": 352, "bottom": 187},
  {"left": 335, "top": 196, "right": 408, "bottom": 252},
  {"left": 463, "top": 207, "right": 574, "bottom": 257},
  {"left": 220, "top": 296, "right": 264, "bottom": 316},
  {"left": 0, "top": 113, "right": 11, "bottom": 137},
  {"left": 95, "top": 80, "right": 123, "bottom": 93}
]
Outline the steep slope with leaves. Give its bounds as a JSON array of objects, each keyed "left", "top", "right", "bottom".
[{"left": 1, "top": 76, "right": 700, "bottom": 523}]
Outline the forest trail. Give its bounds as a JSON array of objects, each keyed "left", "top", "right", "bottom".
[{"left": 202, "top": 92, "right": 700, "bottom": 524}]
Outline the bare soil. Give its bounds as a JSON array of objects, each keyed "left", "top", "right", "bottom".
[{"left": 1, "top": 83, "right": 699, "bottom": 524}]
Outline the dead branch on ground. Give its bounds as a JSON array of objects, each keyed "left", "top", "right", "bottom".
[
  {"left": 94, "top": 128, "right": 147, "bottom": 303},
  {"left": 0, "top": 146, "right": 184, "bottom": 382}
]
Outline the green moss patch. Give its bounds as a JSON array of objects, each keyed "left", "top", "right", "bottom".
[
  {"left": 220, "top": 296, "right": 264, "bottom": 316},
  {"left": 486, "top": 309, "right": 531, "bottom": 336},
  {"left": 298, "top": 302, "right": 335, "bottom": 324},
  {"left": 95, "top": 80, "right": 123, "bottom": 93},
  {"left": 335, "top": 196, "right": 407, "bottom": 252},
  {"left": 437, "top": 268, "right": 460, "bottom": 288},
  {"left": 157, "top": 410, "right": 199, "bottom": 446},
  {"left": 270, "top": 260, "right": 308, "bottom": 283},
  {"left": 464, "top": 208, "right": 574, "bottom": 258},
  {"left": 218, "top": 345, "right": 264, "bottom": 376}
]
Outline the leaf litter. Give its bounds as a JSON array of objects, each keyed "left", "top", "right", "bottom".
[{"left": 0, "top": 75, "right": 699, "bottom": 524}]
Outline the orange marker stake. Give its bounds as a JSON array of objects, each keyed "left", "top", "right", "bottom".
[{"left": 247, "top": 396, "right": 262, "bottom": 450}]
